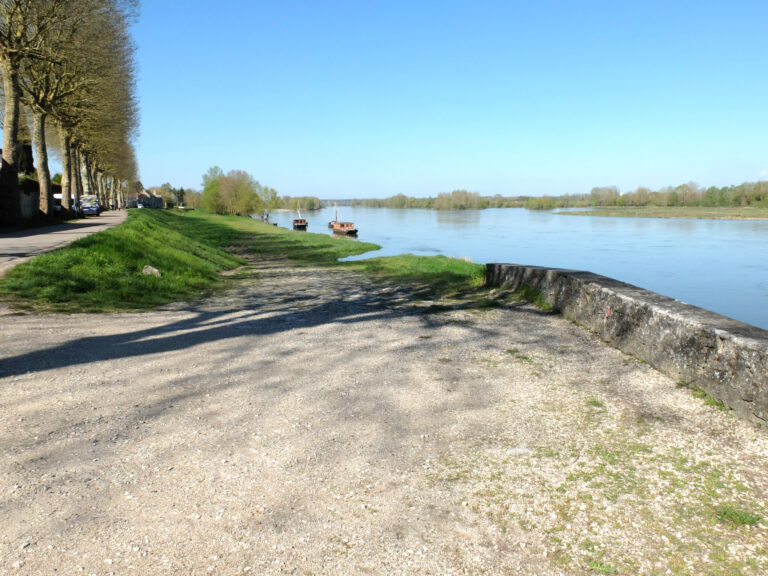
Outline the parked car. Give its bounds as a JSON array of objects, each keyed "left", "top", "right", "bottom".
[
  {"left": 80, "top": 195, "right": 100, "bottom": 215},
  {"left": 53, "top": 193, "right": 77, "bottom": 214}
]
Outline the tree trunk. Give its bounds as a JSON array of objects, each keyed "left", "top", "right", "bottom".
[
  {"left": 96, "top": 171, "right": 106, "bottom": 208},
  {"left": 32, "top": 111, "right": 53, "bottom": 218},
  {"left": 80, "top": 153, "right": 93, "bottom": 196},
  {"left": 57, "top": 124, "right": 72, "bottom": 211},
  {"left": 0, "top": 58, "right": 22, "bottom": 226},
  {"left": 116, "top": 178, "right": 124, "bottom": 208},
  {"left": 72, "top": 147, "right": 83, "bottom": 207},
  {"left": 109, "top": 176, "right": 117, "bottom": 209}
]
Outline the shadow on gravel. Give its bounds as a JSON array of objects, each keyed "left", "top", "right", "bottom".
[
  {"left": 0, "top": 300, "right": 398, "bottom": 379},
  {"left": 0, "top": 281, "right": 559, "bottom": 381}
]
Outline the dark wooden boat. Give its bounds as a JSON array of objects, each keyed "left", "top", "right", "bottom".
[
  {"left": 331, "top": 221, "right": 357, "bottom": 236},
  {"left": 292, "top": 202, "right": 308, "bottom": 231},
  {"left": 328, "top": 206, "right": 357, "bottom": 236}
]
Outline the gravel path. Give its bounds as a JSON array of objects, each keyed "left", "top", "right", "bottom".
[{"left": 1, "top": 260, "right": 767, "bottom": 575}]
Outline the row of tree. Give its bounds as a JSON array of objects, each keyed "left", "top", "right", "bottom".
[
  {"left": 524, "top": 181, "right": 768, "bottom": 210},
  {"left": 333, "top": 181, "right": 768, "bottom": 212},
  {"left": 0, "top": 0, "right": 139, "bottom": 226},
  {"left": 345, "top": 190, "right": 525, "bottom": 210}
]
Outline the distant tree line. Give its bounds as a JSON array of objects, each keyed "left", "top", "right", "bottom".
[
  {"left": 331, "top": 181, "right": 768, "bottom": 212},
  {"left": 0, "top": 0, "right": 140, "bottom": 226},
  {"left": 524, "top": 181, "right": 768, "bottom": 210},
  {"left": 281, "top": 196, "right": 322, "bottom": 211},
  {"left": 345, "top": 190, "right": 524, "bottom": 210}
]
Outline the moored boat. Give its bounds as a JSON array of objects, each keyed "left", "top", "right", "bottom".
[
  {"left": 292, "top": 202, "right": 308, "bottom": 231},
  {"left": 292, "top": 218, "right": 308, "bottom": 231},
  {"left": 328, "top": 206, "right": 357, "bottom": 236},
  {"left": 331, "top": 221, "right": 357, "bottom": 236}
]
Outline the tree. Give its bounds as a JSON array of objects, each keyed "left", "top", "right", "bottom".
[
  {"left": 589, "top": 186, "right": 620, "bottom": 207},
  {"left": 184, "top": 189, "right": 201, "bottom": 208},
  {"left": 218, "top": 170, "right": 261, "bottom": 216},
  {"left": 201, "top": 166, "right": 224, "bottom": 212},
  {"left": 259, "top": 186, "right": 280, "bottom": 220},
  {"left": 49, "top": 0, "right": 139, "bottom": 213},
  {"left": 0, "top": 1, "right": 74, "bottom": 224},
  {"left": 1, "top": 0, "right": 139, "bottom": 221}
]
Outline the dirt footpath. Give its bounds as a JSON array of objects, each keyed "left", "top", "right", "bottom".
[{"left": 1, "top": 260, "right": 767, "bottom": 575}]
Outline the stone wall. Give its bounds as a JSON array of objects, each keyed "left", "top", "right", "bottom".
[{"left": 486, "top": 263, "right": 768, "bottom": 425}]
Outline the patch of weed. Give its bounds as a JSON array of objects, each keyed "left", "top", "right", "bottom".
[
  {"left": 586, "top": 559, "right": 618, "bottom": 574},
  {"left": 715, "top": 504, "right": 762, "bottom": 526},
  {"left": 587, "top": 397, "right": 605, "bottom": 408},
  {"left": 513, "top": 284, "right": 554, "bottom": 311},
  {"left": 691, "top": 387, "right": 728, "bottom": 410}
]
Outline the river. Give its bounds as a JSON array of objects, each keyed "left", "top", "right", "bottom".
[{"left": 265, "top": 206, "right": 768, "bottom": 330}]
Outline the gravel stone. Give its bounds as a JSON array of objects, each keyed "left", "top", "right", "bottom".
[{"left": 1, "top": 260, "right": 766, "bottom": 575}]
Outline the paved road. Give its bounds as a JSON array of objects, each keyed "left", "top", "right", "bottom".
[{"left": 0, "top": 210, "right": 127, "bottom": 275}]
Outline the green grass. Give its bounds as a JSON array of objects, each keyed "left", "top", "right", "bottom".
[
  {"left": 715, "top": 504, "right": 762, "bottom": 526},
  {"left": 344, "top": 254, "right": 485, "bottom": 298},
  {"left": 691, "top": 387, "right": 728, "bottom": 410},
  {"left": 586, "top": 559, "right": 618, "bottom": 574},
  {"left": 587, "top": 397, "right": 605, "bottom": 408},
  {"left": 0, "top": 209, "right": 488, "bottom": 311},
  {"left": 512, "top": 284, "right": 554, "bottom": 311},
  {"left": 0, "top": 209, "right": 245, "bottom": 312}
]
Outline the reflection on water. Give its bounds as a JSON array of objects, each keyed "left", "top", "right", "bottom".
[
  {"left": 264, "top": 207, "right": 768, "bottom": 329},
  {"left": 435, "top": 209, "right": 482, "bottom": 227}
]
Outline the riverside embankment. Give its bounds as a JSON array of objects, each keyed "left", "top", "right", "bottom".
[
  {"left": 487, "top": 264, "right": 768, "bottom": 426},
  {"left": 2, "top": 256, "right": 768, "bottom": 575}
]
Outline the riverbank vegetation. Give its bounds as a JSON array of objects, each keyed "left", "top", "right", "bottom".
[
  {"left": 329, "top": 180, "right": 768, "bottom": 216},
  {"left": 524, "top": 180, "right": 768, "bottom": 211},
  {"left": 199, "top": 166, "right": 281, "bottom": 220},
  {"left": 563, "top": 206, "right": 768, "bottom": 220},
  {"left": 345, "top": 190, "right": 524, "bottom": 210},
  {"left": 0, "top": 209, "right": 486, "bottom": 311},
  {"left": 196, "top": 166, "right": 323, "bottom": 219}
]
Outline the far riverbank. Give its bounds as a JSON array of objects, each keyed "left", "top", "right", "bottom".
[{"left": 560, "top": 206, "right": 768, "bottom": 220}]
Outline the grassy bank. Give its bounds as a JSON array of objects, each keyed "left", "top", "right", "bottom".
[
  {"left": 0, "top": 210, "right": 246, "bottom": 311},
  {"left": 241, "top": 213, "right": 486, "bottom": 297},
  {"left": 562, "top": 206, "right": 768, "bottom": 220},
  {"left": 0, "top": 209, "right": 486, "bottom": 311}
]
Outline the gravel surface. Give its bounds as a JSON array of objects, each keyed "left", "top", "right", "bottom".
[{"left": 1, "top": 260, "right": 767, "bottom": 575}]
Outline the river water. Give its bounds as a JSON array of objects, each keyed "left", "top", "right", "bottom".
[{"left": 266, "top": 206, "right": 768, "bottom": 330}]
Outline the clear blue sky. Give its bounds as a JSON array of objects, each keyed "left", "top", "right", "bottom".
[{"left": 133, "top": 0, "right": 768, "bottom": 198}]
